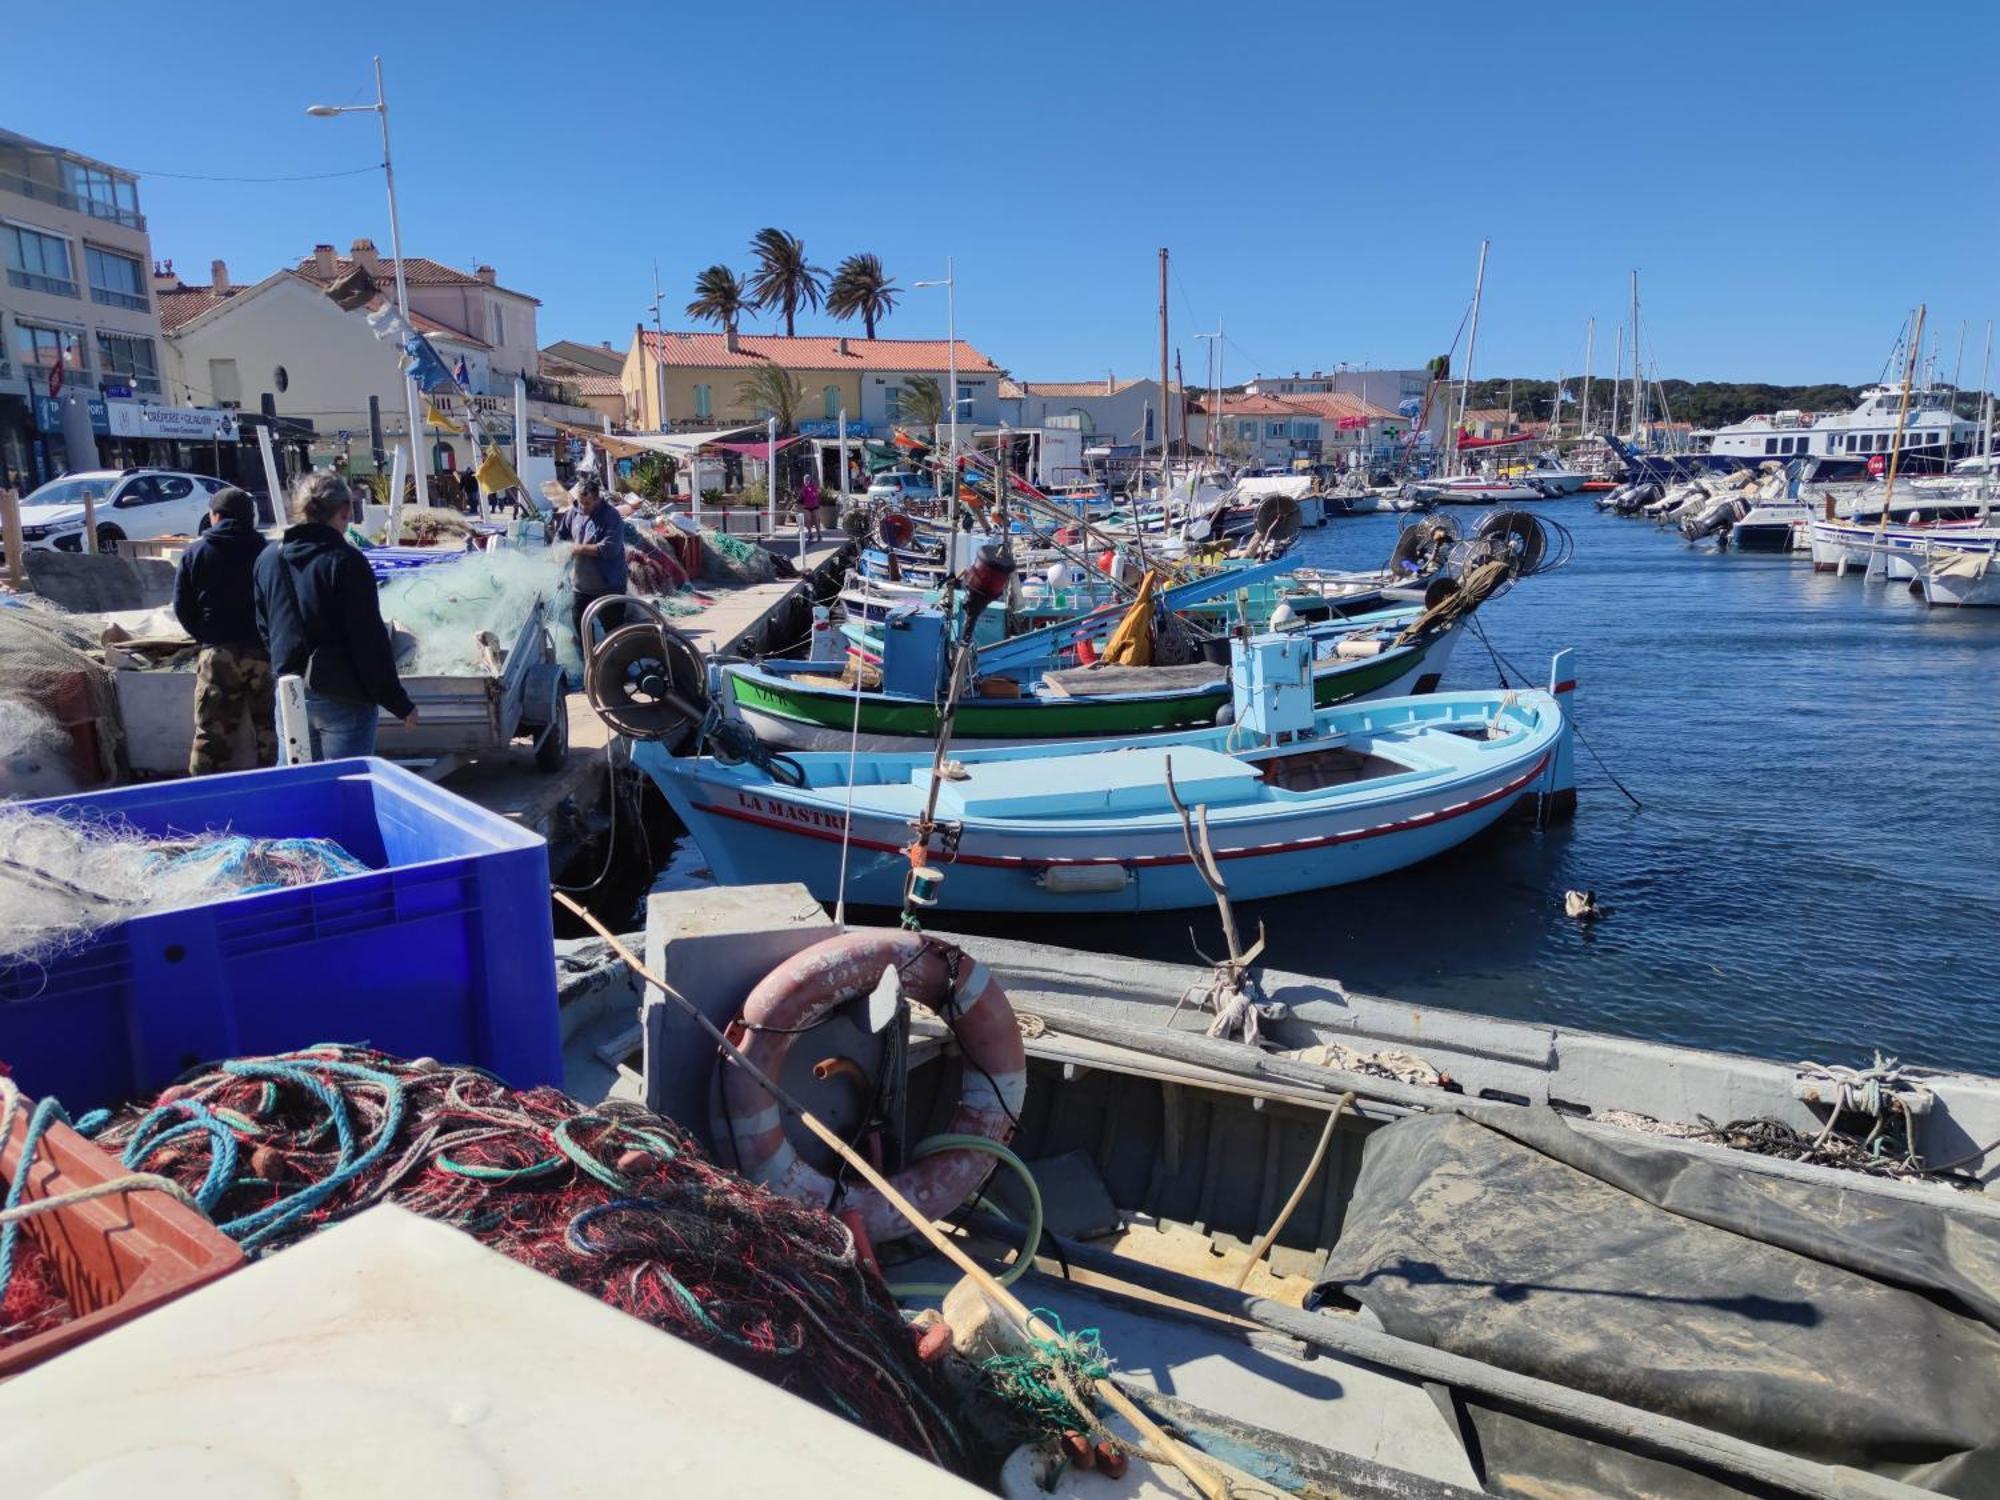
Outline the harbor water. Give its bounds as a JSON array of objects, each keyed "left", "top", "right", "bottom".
[{"left": 661, "top": 502, "right": 2000, "bottom": 1077}]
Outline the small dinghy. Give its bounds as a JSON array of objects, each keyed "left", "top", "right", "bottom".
[{"left": 638, "top": 643, "right": 1576, "bottom": 914}]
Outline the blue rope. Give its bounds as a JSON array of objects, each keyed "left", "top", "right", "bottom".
[
  {"left": 0, "top": 1090, "right": 71, "bottom": 1307},
  {"left": 117, "top": 1100, "right": 239, "bottom": 1215},
  {"left": 211, "top": 1058, "right": 407, "bottom": 1251}
]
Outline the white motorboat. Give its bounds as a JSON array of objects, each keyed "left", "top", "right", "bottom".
[{"left": 1918, "top": 538, "right": 2000, "bottom": 606}]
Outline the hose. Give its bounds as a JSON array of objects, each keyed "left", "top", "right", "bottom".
[{"left": 884, "top": 1133, "right": 1043, "bottom": 1301}]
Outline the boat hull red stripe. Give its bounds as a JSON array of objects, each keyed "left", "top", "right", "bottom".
[{"left": 694, "top": 753, "right": 1552, "bottom": 871}]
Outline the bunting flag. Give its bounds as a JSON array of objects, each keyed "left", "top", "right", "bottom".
[
  {"left": 475, "top": 441, "right": 522, "bottom": 496},
  {"left": 325, "top": 273, "right": 524, "bottom": 493},
  {"left": 891, "top": 427, "right": 925, "bottom": 450}
]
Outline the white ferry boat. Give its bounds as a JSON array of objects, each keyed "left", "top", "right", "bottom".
[{"left": 1700, "top": 384, "right": 1977, "bottom": 467}]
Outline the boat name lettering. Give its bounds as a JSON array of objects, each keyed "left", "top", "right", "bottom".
[{"left": 733, "top": 792, "right": 849, "bottom": 832}]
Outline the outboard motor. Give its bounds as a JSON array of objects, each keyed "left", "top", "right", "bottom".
[{"left": 1680, "top": 494, "right": 1748, "bottom": 544}]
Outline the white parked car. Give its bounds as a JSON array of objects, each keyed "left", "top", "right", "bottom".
[
  {"left": 865, "top": 470, "right": 938, "bottom": 506},
  {"left": 16, "top": 469, "right": 236, "bottom": 552}
]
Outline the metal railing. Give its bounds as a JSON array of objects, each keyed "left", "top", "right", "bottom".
[
  {"left": 90, "top": 286, "right": 149, "bottom": 312},
  {"left": 0, "top": 171, "right": 145, "bottom": 231},
  {"left": 7, "top": 269, "right": 79, "bottom": 298}
]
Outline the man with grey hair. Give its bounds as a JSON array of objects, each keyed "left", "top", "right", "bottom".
[
  {"left": 554, "top": 471, "right": 627, "bottom": 653},
  {"left": 255, "top": 471, "right": 416, "bottom": 761},
  {"left": 173, "top": 485, "right": 276, "bottom": 774}
]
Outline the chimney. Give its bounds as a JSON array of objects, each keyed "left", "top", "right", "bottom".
[
  {"left": 150, "top": 258, "right": 178, "bottom": 292},
  {"left": 210, "top": 258, "right": 229, "bottom": 293},
  {"left": 725, "top": 328, "right": 740, "bottom": 354},
  {"left": 1105, "top": 373, "right": 1115, "bottom": 395},
  {"left": 312, "top": 243, "right": 337, "bottom": 278},
  {"left": 599, "top": 340, "right": 612, "bottom": 350},
  {"left": 475, "top": 264, "right": 496, "bottom": 285},
  {"left": 349, "top": 237, "right": 380, "bottom": 273},
  {"left": 836, "top": 336, "right": 850, "bottom": 356}
]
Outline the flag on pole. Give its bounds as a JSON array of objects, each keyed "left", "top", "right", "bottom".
[{"left": 475, "top": 441, "right": 521, "bottom": 496}]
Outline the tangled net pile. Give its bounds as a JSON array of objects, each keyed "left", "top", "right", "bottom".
[
  {"left": 0, "top": 805, "right": 368, "bottom": 965},
  {"left": 377, "top": 546, "right": 579, "bottom": 677},
  {"left": 78, "top": 1046, "right": 968, "bottom": 1467}
]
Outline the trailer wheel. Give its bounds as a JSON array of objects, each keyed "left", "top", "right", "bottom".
[{"left": 526, "top": 663, "right": 568, "bottom": 772}]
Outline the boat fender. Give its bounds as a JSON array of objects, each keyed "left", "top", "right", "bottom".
[{"left": 715, "top": 932, "right": 1027, "bottom": 1246}]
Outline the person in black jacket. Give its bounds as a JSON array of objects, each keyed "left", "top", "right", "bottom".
[
  {"left": 254, "top": 472, "right": 417, "bottom": 762},
  {"left": 174, "top": 486, "right": 276, "bottom": 775}
]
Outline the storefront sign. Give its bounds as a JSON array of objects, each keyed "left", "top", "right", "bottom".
[
  {"left": 797, "top": 419, "right": 870, "bottom": 439},
  {"left": 105, "top": 403, "right": 240, "bottom": 442},
  {"left": 32, "top": 396, "right": 108, "bottom": 435}
]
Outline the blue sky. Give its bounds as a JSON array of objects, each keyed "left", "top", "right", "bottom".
[{"left": 14, "top": 2, "right": 1997, "bottom": 387}]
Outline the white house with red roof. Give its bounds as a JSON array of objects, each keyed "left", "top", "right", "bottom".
[{"left": 155, "top": 239, "right": 592, "bottom": 476}]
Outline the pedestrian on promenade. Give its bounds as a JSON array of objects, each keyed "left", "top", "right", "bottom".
[
  {"left": 173, "top": 485, "right": 276, "bottom": 774},
  {"left": 255, "top": 472, "right": 417, "bottom": 761}
]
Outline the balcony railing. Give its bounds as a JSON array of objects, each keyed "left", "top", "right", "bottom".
[
  {"left": 7, "top": 269, "right": 79, "bottom": 298},
  {"left": 0, "top": 171, "right": 145, "bottom": 231},
  {"left": 90, "top": 286, "right": 149, "bottom": 312}
]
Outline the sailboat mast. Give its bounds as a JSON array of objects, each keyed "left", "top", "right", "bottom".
[
  {"left": 1610, "top": 324, "right": 1623, "bottom": 440},
  {"left": 1629, "top": 271, "right": 1644, "bottom": 442},
  {"left": 1879, "top": 304, "right": 1927, "bottom": 523},
  {"left": 1978, "top": 319, "right": 1994, "bottom": 464},
  {"left": 1453, "top": 238, "right": 1490, "bottom": 475},
  {"left": 1581, "top": 316, "right": 1595, "bottom": 436}
]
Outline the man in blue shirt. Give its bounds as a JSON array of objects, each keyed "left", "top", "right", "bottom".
[{"left": 555, "top": 473, "right": 627, "bottom": 653}]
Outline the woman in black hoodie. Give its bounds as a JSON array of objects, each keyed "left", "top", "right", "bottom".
[{"left": 254, "top": 472, "right": 417, "bottom": 761}]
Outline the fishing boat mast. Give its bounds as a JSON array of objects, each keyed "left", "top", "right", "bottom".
[
  {"left": 1876, "top": 303, "right": 1927, "bottom": 531},
  {"left": 1609, "top": 323, "right": 1622, "bottom": 440},
  {"left": 1451, "top": 239, "right": 1490, "bottom": 477},
  {"left": 1158, "top": 247, "right": 1171, "bottom": 503}
]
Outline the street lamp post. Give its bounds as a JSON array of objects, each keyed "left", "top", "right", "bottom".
[
  {"left": 913, "top": 258, "right": 956, "bottom": 498},
  {"left": 308, "top": 56, "right": 425, "bottom": 544}
]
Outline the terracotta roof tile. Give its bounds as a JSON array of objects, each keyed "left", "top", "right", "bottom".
[
  {"left": 639, "top": 330, "right": 1001, "bottom": 375},
  {"left": 156, "top": 284, "right": 238, "bottom": 332},
  {"left": 1263, "top": 391, "right": 1402, "bottom": 423},
  {"left": 293, "top": 252, "right": 540, "bottom": 304},
  {"left": 156, "top": 271, "right": 488, "bottom": 348}
]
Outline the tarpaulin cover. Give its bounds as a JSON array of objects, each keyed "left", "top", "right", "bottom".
[
  {"left": 707, "top": 436, "right": 807, "bottom": 460},
  {"left": 1315, "top": 1109, "right": 2000, "bottom": 1497}
]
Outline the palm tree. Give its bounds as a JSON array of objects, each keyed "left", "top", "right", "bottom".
[
  {"left": 826, "top": 253, "right": 898, "bottom": 338},
  {"left": 898, "top": 374, "right": 943, "bottom": 432},
  {"left": 744, "top": 228, "right": 826, "bottom": 337},
  {"left": 736, "top": 362, "right": 807, "bottom": 433},
  {"left": 685, "top": 265, "right": 748, "bottom": 334}
]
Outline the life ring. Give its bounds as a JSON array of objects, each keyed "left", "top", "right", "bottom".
[{"left": 715, "top": 932, "right": 1028, "bottom": 1247}]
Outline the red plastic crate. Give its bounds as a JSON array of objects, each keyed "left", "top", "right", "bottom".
[{"left": 0, "top": 1094, "right": 243, "bottom": 1376}]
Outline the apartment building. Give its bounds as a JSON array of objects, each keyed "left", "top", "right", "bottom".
[{"left": 0, "top": 127, "right": 166, "bottom": 484}]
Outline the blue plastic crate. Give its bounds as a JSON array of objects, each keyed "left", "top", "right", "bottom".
[{"left": 0, "top": 758, "right": 561, "bottom": 1110}]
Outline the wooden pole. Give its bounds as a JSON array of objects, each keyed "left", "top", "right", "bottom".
[
  {"left": 1878, "top": 304, "right": 1927, "bottom": 530},
  {"left": 1, "top": 489, "right": 23, "bottom": 588},
  {"left": 551, "top": 893, "right": 1231, "bottom": 1500},
  {"left": 81, "top": 485, "right": 99, "bottom": 554},
  {"left": 1232, "top": 1092, "right": 1352, "bottom": 1290}
]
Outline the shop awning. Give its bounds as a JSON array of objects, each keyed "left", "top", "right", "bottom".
[{"left": 707, "top": 435, "right": 807, "bottom": 461}]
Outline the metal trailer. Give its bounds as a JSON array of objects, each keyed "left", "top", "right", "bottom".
[{"left": 373, "top": 596, "right": 569, "bottom": 778}]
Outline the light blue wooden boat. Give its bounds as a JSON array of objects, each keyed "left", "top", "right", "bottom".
[{"left": 639, "top": 649, "right": 1576, "bottom": 914}]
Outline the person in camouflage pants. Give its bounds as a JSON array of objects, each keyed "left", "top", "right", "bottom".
[
  {"left": 191, "top": 643, "right": 276, "bottom": 774},
  {"left": 174, "top": 486, "right": 278, "bottom": 775}
]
